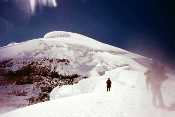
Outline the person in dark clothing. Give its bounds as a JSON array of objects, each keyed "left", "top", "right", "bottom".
[{"left": 106, "top": 78, "right": 112, "bottom": 92}]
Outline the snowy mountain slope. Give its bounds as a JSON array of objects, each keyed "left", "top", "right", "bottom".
[
  {"left": 0, "top": 31, "right": 147, "bottom": 76},
  {"left": 0, "top": 31, "right": 149, "bottom": 113},
  {"left": 1, "top": 31, "right": 175, "bottom": 117},
  {"left": 0, "top": 31, "right": 145, "bottom": 60},
  {"left": 1, "top": 67, "right": 175, "bottom": 117}
]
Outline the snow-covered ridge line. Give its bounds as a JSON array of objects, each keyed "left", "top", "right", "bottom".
[
  {"left": 0, "top": 31, "right": 147, "bottom": 60},
  {"left": 44, "top": 31, "right": 135, "bottom": 54},
  {"left": 1, "top": 31, "right": 175, "bottom": 117}
]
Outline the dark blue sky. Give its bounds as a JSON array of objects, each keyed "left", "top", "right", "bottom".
[{"left": 0, "top": 0, "right": 175, "bottom": 63}]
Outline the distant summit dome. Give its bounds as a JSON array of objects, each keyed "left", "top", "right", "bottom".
[{"left": 44, "top": 31, "right": 72, "bottom": 39}]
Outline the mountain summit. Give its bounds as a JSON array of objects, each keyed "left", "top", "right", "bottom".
[{"left": 0, "top": 31, "right": 175, "bottom": 117}]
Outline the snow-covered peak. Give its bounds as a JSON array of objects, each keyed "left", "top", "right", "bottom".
[
  {"left": 0, "top": 31, "right": 146, "bottom": 60},
  {"left": 44, "top": 31, "right": 72, "bottom": 39},
  {"left": 1, "top": 31, "right": 173, "bottom": 117},
  {"left": 43, "top": 31, "right": 124, "bottom": 52},
  {"left": 0, "top": 31, "right": 149, "bottom": 75}
]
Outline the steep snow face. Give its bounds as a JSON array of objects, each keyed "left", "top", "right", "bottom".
[
  {"left": 0, "top": 31, "right": 147, "bottom": 76},
  {"left": 43, "top": 31, "right": 129, "bottom": 53},
  {"left": 0, "top": 31, "right": 144, "bottom": 60},
  {"left": 1, "top": 31, "right": 160, "bottom": 116}
]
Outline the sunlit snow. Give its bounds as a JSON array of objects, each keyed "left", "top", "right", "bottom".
[{"left": 1, "top": 31, "right": 175, "bottom": 117}]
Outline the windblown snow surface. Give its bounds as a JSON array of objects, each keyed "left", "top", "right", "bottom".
[{"left": 1, "top": 31, "right": 175, "bottom": 117}]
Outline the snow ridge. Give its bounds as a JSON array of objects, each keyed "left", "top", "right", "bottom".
[{"left": 1, "top": 31, "right": 175, "bottom": 117}]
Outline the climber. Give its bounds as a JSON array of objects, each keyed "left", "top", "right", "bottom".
[{"left": 106, "top": 78, "right": 112, "bottom": 92}]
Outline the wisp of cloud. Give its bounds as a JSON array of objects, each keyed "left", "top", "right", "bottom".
[{"left": 14, "top": 0, "right": 57, "bottom": 15}]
